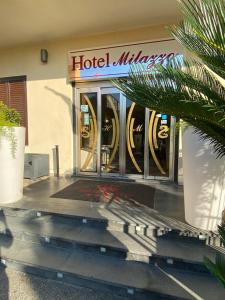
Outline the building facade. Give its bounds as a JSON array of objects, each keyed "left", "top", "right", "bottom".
[{"left": 0, "top": 24, "right": 183, "bottom": 181}]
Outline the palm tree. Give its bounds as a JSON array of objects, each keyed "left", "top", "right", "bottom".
[
  {"left": 114, "top": 0, "right": 225, "bottom": 287},
  {"left": 114, "top": 0, "right": 225, "bottom": 157}
]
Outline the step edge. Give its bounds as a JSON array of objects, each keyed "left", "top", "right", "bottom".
[
  {"left": 0, "top": 231, "right": 214, "bottom": 268},
  {"left": 0, "top": 207, "right": 162, "bottom": 229},
  {"left": 1, "top": 226, "right": 215, "bottom": 261},
  {"left": 0, "top": 255, "right": 190, "bottom": 300}
]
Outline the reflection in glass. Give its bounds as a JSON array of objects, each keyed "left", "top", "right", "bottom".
[
  {"left": 78, "top": 91, "right": 171, "bottom": 178},
  {"left": 148, "top": 111, "right": 170, "bottom": 177},
  {"left": 79, "top": 93, "right": 97, "bottom": 172},
  {"left": 101, "top": 93, "right": 120, "bottom": 173}
]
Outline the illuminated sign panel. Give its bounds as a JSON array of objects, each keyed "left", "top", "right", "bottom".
[{"left": 68, "top": 39, "right": 182, "bottom": 82}]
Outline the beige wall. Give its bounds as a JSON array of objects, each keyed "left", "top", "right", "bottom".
[{"left": 0, "top": 25, "right": 172, "bottom": 175}]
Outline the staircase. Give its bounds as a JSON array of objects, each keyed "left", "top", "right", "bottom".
[{"left": 0, "top": 205, "right": 224, "bottom": 300}]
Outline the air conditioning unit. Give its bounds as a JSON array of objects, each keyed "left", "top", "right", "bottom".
[{"left": 24, "top": 153, "right": 49, "bottom": 179}]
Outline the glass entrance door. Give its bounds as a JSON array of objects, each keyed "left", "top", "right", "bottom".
[
  {"left": 125, "top": 99, "right": 146, "bottom": 175},
  {"left": 77, "top": 89, "right": 99, "bottom": 174},
  {"left": 76, "top": 87, "right": 174, "bottom": 180},
  {"left": 147, "top": 111, "right": 171, "bottom": 178}
]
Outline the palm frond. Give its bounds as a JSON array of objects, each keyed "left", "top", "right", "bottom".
[
  {"left": 218, "top": 225, "right": 225, "bottom": 247},
  {"left": 113, "top": 57, "right": 225, "bottom": 157},
  {"left": 204, "top": 255, "right": 225, "bottom": 288},
  {"left": 190, "top": 122, "right": 225, "bottom": 158},
  {"left": 204, "top": 224, "right": 225, "bottom": 287},
  {"left": 170, "top": 0, "right": 225, "bottom": 79}
]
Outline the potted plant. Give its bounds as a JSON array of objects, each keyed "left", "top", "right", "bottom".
[
  {"left": 114, "top": 0, "right": 225, "bottom": 231},
  {"left": 0, "top": 101, "right": 25, "bottom": 203}
]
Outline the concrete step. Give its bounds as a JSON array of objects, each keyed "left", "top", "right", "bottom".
[
  {"left": 0, "top": 213, "right": 219, "bottom": 271},
  {"left": 0, "top": 235, "right": 224, "bottom": 300},
  {"left": 2, "top": 197, "right": 219, "bottom": 248},
  {"left": 0, "top": 206, "right": 167, "bottom": 236},
  {"left": 1, "top": 204, "right": 214, "bottom": 240}
]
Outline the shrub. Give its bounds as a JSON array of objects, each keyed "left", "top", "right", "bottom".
[{"left": 0, "top": 101, "right": 21, "bottom": 127}]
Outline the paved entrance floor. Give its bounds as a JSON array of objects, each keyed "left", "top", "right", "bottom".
[{"left": 5, "top": 176, "right": 185, "bottom": 224}]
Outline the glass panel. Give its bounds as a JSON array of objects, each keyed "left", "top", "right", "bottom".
[
  {"left": 101, "top": 93, "right": 120, "bottom": 173},
  {"left": 79, "top": 92, "right": 98, "bottom": 172},
  {"left": 148, "top": 111, "right": 170, "bottom": 177},
  {"left": 125, "top": 99, "right": 145, "bottom": 175}
]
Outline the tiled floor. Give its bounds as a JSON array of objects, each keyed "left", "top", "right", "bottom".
[{"left": 21, "top": 176, "right": 185, "bottom": 221}]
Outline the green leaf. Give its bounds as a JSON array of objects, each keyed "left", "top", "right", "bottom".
[
  {"left": 204, "top": 255, "right": 225, "bottom": 288},
  {"left": 113, "top": 0, "right": 225, "bottom": 158}
]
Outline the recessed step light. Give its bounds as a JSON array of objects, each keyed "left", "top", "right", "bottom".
[
  {"left": 127, "top": 288, "right": 134, "bottom": 295},
  {"left": 100, "top": 247, "right": 106, "bottom": 253},
  {"left": 82, "top": 218, "right": 87, "bottom": 224},
  {"left": 36, "top": 212, "right": 42, "bottom": 217},
  {"left": 57, "top": 272, "right": 63, "bottom": 279},
  {"left": 44, "top": 237, "right": 50, "bottom": 243},
  {"left": 199, "top": 234, "right": 206, "bottom": 240},
  {"left": 157, "top": 229, "right": 163, "bottom": 236},
  {"left": 136, "top": 225, "right": 142, "bottom": 232},
  {"left": 166, "top": 258, "right": 174, "bottom": 265}
]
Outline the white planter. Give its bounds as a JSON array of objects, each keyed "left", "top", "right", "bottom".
[
  {"left": 0, "top": 127, "right": 25, "bottom": 204},
  {"left": 183, "top": 128, "right": 225, "bottom": 231}
]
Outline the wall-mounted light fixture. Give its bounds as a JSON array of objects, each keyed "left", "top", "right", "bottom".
[{"left": 40, "top": 49, "right": 48, "bottom": 63}]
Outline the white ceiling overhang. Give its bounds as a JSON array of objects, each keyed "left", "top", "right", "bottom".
[{"left": 0, "top": 0, "right": 181, "bottom": 49}]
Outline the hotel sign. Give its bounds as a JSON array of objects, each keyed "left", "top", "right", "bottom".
[{"left": 68, "top": 39, "right": 182, "bottom": 82}]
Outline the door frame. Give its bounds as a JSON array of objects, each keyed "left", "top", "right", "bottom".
[
  {"left": 100, "top": 87, "right": 125, "bottom": 177},
  {"left": 75, "top": 86, "right": 101, "bottom": 176},
  {"left": 73, "top": 82, "right": 175, "bottom": 181}
]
